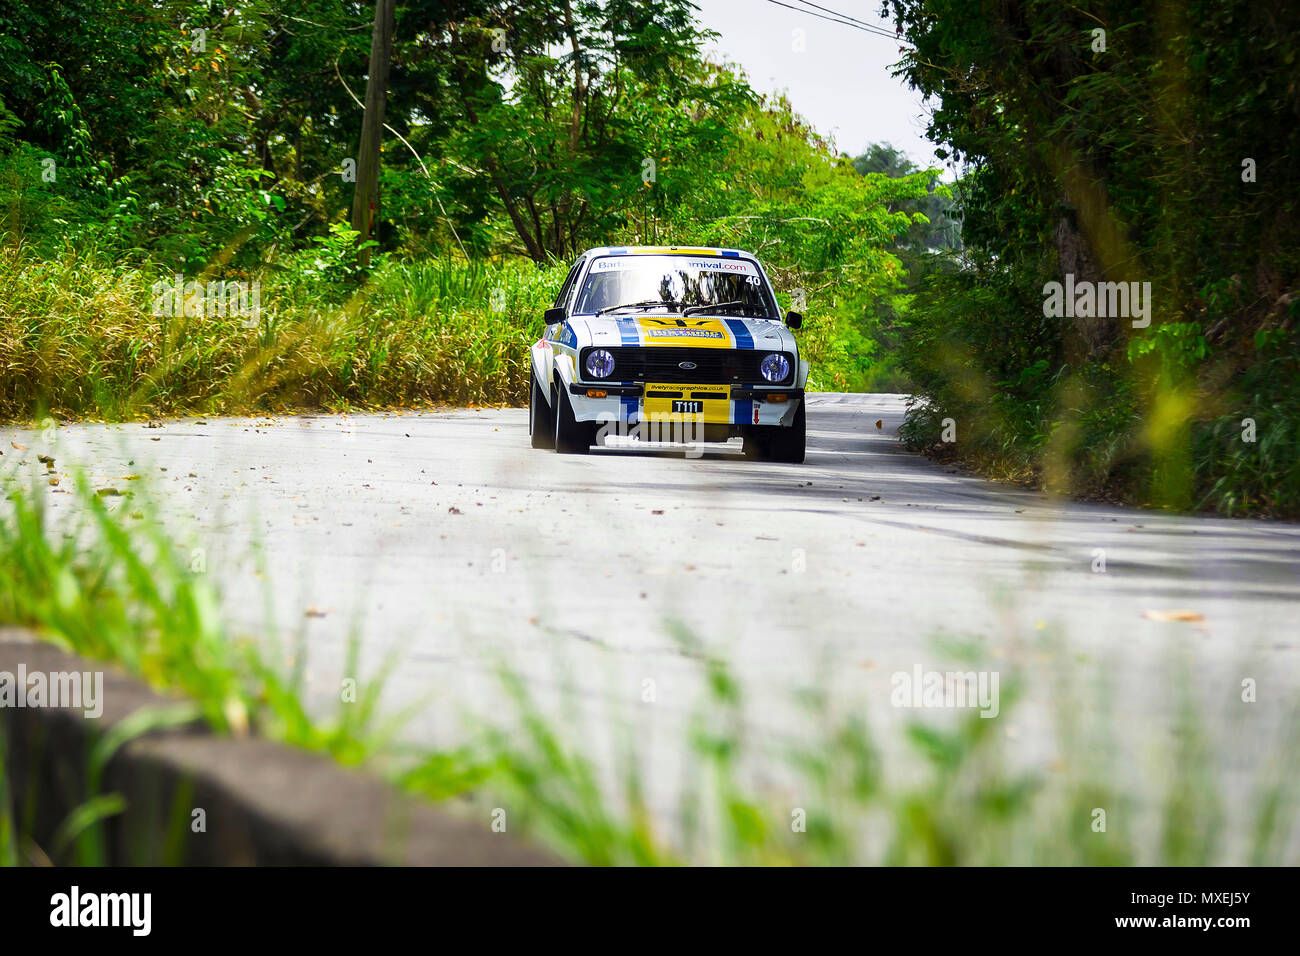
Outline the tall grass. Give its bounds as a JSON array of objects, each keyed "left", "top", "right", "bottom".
[
  {"left": 1, "top": 242, "right": 908, "bottom": 425},
  {"left": 0, "top": 467, "right": 412, "bottom": 764},
  {"left": 3, "top": 457, "right": 1296, "bottom": 865},
  {"left": 467, "top": 628, "right": 1300, "bottom": 865},
  {"left": 896, "top": 268, "right": 1300, "bottom": 518},
  {"left": 0, "top": 245, "right": 565, "bottom": 421}
]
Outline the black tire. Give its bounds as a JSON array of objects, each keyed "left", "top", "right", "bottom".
[
  {"left": 742, "top": 428, "right": 770, "bottom": 461},
  {"left": 553, "top": 381, "right": 594, "bottom": 454},
  {"left": 770, "top": 401, "right": 806, "bottom": 463},
  {"left": 744, "top": 402, "right": 806, "bottom": 463},
  {"left": 529, "top": 375, "right": 555, "bottom": 449}
]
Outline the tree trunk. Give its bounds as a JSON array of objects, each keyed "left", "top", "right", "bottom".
[{"left": 349, "top": 0, "right": 396, "bottom": 270}]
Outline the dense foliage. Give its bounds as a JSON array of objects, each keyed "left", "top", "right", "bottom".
[
  {"left": 7, "top": 1, "right": 1290, "bottom": 516},
  {"left": 0, "top": 1, "right": 940, "bottom": 420},
  {"left": 883, "top": 0, "right": 1300, "bottom": 516}
]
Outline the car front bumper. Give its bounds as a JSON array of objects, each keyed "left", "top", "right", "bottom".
[{"left": 566, "top": 382, "right": 803, "bottom": 428}]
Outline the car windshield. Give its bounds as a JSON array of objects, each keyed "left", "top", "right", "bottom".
[{"left": 572, "top": 255, "right": 778, "bottom": 319}]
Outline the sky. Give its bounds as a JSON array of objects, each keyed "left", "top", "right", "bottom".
[{"left": 692, "top": 0, "right": 945, "bottom": 172}]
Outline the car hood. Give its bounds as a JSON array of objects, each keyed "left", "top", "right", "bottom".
[{"left": 569, "top": 315, "right": 796, "bottom": 353}]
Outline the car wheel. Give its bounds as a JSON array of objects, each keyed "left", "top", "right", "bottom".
[
  {"left": 742, "top": 428, "right": 770, "bottom": 461},
  {"left": 553, "top": 381, "right": 592, "bottom": 454},
  {"left": 529, "top": 375, "right": 555, "bottom": 449},
  {"left": 744, "top": 403, "right": 806, "bottom": 463},
  {"left": 768, "top": 401, "right": 806, "bottom": 463}
]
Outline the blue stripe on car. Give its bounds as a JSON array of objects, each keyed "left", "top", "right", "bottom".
[
  {"left": 617, "top": 317, "right": 640, "bottom": 345},
  {"left": 621, "top": 394, "right": 639, "bottom": 424},
  {"left": 724, "top": 318, "right": 754, "bottom": 350},
  {"left": 734, "top": 397, "right": 753, "bottom": 426}
]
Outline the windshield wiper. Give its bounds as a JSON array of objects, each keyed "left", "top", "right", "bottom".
[
  {"left": 596, "top": 299, "right": 679, "bottom": 316},
  {"left": 682, "top": 300, "right": 754, "bottom": 317}
]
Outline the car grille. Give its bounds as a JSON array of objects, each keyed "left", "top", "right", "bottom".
[{"left": 580, "top": 347, "right": 794, "bottom": 385}]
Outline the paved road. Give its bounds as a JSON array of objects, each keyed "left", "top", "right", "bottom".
[{"left": 9, "top": 394, "right": 1300, "bottom": 852}]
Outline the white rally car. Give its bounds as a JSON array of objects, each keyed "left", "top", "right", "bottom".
[{"left": 528, "top": 246, "right": 808, "bottom": 462}]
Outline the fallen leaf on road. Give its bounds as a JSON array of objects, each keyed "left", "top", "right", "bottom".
[
  {"left": 304, "top": 608, "right": 327, "bottom": 618},
  {"left": 651, "top": 509, "right": 664, "bottom": 515},
  {"left": 11, "top": 441, "right": 25, "bottom": 450},
  {"left": 96, "top": 488, "right": 126, "bottom": 497},
  {"left": 448, "top": 506, "right": 462, "bottom": 514},
  {"left": 1142, "top": 610, "right": 1205, "bottom": 622},
  {"left": 875, "top": 419, "right": 883, "bottom": 429}
]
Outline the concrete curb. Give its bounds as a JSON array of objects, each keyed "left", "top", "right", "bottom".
[{"left": 0, "top": 632, "right": 560, "bottom": 865}]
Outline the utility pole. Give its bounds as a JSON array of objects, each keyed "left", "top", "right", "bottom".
[{"left": 349, "top": 0, "right": 396, "bottom": 270}]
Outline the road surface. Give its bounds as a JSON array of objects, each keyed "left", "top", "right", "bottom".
[{"left": 9, "top": 394, "right": 1300, "bottom": 855}]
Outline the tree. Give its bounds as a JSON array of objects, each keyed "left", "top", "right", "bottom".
[
  {"left": 442, "top": 0, "right": 749, "bottom": 262},
  {"left": 350, "top": 0, "right": 397, "bottom": 269},
  {"left": 852, "top": 142, "right": 961, "bottom": 255},
  {"left": 881, "top": 0, "right": 1300, "bottom": 513}
]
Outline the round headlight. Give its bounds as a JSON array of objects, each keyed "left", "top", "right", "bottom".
[
  {"left": 585, "top": 348, "right": 615, "bottom": 379},
  {"left": 760, "top": 352, "right": 790, "bottom": 383}
]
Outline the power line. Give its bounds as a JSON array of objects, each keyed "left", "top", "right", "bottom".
[
  {"left": 762, "top": 0, "right": 903, "bottom": 42},
  {"left": 795, "top": 1, "right": 899, "bottom": 37}
]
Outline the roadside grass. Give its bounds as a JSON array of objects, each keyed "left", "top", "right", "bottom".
[
  {"left": 2, "top": 243, "right": 895, "bottom": 426},
  {"left": 0, "top": 245, "right": 563, "bottom": 422},
  {"left": 896, "top": 271, "right": 1300, "bottom": 518},
  {"left": 0, "top": 467, "right": 413, "bottom": 763},
  {"left": 471, "top": 626, "right": 1300, "bottom": 865},
  {"left": 2, "top": 464, "right": 1297, "bottom": 865}
]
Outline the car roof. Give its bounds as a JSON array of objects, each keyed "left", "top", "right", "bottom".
[{"left": 578, "top": 245, "right": 758, "bottom": 260}]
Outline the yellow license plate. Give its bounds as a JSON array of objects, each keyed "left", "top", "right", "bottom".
[{"left": 643, "top": 383, "right": 730, "bottom": 424}]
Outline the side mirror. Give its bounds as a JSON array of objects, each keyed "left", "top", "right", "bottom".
[
  {"left": 785, "top": 311, "right": 803, "bottom": 330},
  {"left": 543, "top": 307, "right": 566, "bottom": 325}
]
